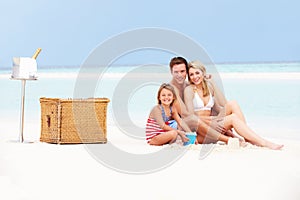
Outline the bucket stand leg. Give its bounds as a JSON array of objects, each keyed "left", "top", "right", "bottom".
[{"left": 19, "top": 80, "right": 26, "bottom": 143}]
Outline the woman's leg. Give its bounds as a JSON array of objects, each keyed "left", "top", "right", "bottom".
[
  {"left": 183, "top": 115, "right": 230, "bottom": 144},
  {"left": 219, "top": 100, "right": 246, "bottom": 123},
  {"left": 222, "top": 114, "right": 283, "bottom": 150},
  {"left": 196, "top": 119, "right": 230, "bottom": 144},
  {"left": 149, "top": 130, "right": 178, "bottom": 145}
]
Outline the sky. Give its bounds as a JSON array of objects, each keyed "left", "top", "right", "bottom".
[{"left": 0, "top": 0, "right": 300, "bottom": 68}]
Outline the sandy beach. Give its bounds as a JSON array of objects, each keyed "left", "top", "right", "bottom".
[
  {"left": 1, "top": 0, "right": 300, "bottom": 198},
  {"left": 1, "top": 71, "right": 300, "bottom": 200},
  {"left": 1, "top": 129, "right": 299, "bottom": 200}
]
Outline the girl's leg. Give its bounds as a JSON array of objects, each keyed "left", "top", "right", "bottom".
[
  {"left": 222, "top": 114, "right": 283, "bottom": 150},
  {"left": 149, "top": 130, "right": 178, "bottom": 145}
]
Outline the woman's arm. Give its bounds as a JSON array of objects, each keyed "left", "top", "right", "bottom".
[
  {"left": 183, "top": 86, "right": 195, "bottom": 115},
  {"left": 207, "top": 79, "right": 227, "bottom": 116},
  {"left": 208, "top": 79, "right": 227, "bottom": 107}
]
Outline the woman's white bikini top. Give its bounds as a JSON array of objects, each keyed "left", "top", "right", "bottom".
[{"left": 193, "top": 91, "right": 214, "bottom": 111}]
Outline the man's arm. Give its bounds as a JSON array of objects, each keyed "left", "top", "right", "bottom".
[
  {"left": 183, "top": 86, "right": 196, "bottom": 115},
  {"left": 172, "top": 86, "right": 190, "bottom": 118}
]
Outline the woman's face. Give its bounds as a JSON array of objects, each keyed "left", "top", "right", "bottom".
[
  {"left": 159, "top": 88, "right": 174, "bottom": 106},
  {"left": 188, "top": 67, "right": 204, "bottom": 85}
]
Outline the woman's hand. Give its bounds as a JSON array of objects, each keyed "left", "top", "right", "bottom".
[{"left": 201, "top": 117, "right": 228, "bottom": 134}]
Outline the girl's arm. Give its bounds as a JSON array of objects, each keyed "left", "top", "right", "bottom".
[
  {"left": 150, "top": 106, "right": 174, "bottom": 131},
  {"left": 172, "top": 107, "right": 192, "bottom": 133},
  {"left": 150, "top": 105, "right": 190, "bottom": 143},
  {"left": 172, "top": 107, "right": 192, "bottom": 143}
]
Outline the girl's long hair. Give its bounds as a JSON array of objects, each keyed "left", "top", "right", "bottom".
[{"left": 157, "top": 83, "right": 177, "bottom": 106}]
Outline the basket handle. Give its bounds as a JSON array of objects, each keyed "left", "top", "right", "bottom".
[{"left": 46, "top": 115, "right": 51, "bottom": 127}]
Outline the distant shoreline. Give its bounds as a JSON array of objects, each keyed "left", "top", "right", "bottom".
[
  {"left": 0, "top": 61, "right": 300, "bottom": 71},
  {"left": 1, "top": 72, "right": 300, "bottom": 79}
]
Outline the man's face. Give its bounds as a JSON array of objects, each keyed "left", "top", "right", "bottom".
[{"left": 171, "top": 63, "right": 187, "bottom": 85}]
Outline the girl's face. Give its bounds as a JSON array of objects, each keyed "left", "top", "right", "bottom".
[
  {"left": 159, "top": 88, "right": 174, "bottom": 106},
  {"left": 188, "top": 67, "right": 204, "bottom": 85}
]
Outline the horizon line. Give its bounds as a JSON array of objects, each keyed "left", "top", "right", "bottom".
[{"left": 1, "top": 60, "right": 300, "bottom": 70}]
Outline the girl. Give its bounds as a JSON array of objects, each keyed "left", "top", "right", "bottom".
[
  {"left": 184, "top": 61, "right": 283, "bottom": 150},
  {"left": 146, "top": 83, "right": 191, "bottom": 145}
]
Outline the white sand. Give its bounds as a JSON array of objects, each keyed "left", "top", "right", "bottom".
[
  {"left": 1, "top": 71, "right": 299, "bottom": 199},
  {"left": 1, "top": 122, "right": 300, "bottom": 200}
]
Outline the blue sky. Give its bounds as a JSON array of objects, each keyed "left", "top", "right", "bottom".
[{"left": 0, "top": 0, "right": 299, "bottom": 68}]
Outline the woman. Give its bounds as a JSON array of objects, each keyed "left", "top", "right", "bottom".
[
  {"left": 193, "top": 61, "right": 247, "bottom": 138},
  {"left": 146, "top": 83, "right": 191, "bottom": 145},
  {"left": 184, "top": 61, "right": 283, "bottom": 150}
]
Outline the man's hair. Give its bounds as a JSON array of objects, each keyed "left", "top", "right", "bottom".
[{"left": 169, "top": 57, "right": 188, "bottom": 72}]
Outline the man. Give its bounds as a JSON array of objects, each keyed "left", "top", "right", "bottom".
[{"left": 168, "top": 57, "right": 231, "bottom": 144}]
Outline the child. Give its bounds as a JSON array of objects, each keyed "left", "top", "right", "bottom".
[{"left": 146, "top": 83, "right": 192, "bottom": 145}]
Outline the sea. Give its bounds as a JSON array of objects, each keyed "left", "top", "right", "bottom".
[{"left": 0, "top": 62, "right": 300, "bottom": 141}]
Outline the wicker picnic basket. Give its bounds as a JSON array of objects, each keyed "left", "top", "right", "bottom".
[{"left": 40, "top": 97, "right": 110, "bottom": 144}]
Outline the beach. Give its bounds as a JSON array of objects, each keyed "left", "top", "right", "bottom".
[
  {"left": 1, "top": 66, "right": 300, "bottom": 200},
  {"left": 1, "top": 0, "right": 300, "bottom": 198},
  {"left": 1, "top": 137, "right": 300, "bottom": 200}
]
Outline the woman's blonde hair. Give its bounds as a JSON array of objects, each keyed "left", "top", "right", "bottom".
[
  {"left": 157, "top": 83, "right": 177, "bottom": 105},
  {"left": 188, "top": 61, "right": 210, "bottom": 97}
]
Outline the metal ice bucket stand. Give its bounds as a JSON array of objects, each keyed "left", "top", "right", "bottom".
[{"left": 10, "top": 49, "right": 41, "bottom": 142}]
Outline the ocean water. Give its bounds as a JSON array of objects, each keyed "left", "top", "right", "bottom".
[
  {"left": 216, "top": 62, "right": 300, "bottom": 73},
  {"left": 0, "top": 62, "right": 300, "bottom": 140}
]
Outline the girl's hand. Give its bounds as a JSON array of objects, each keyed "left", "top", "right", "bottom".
[
  {"left": 195, "top": 137, "right": 199, "bottom": 145},
  {"left": 178, "top": 130, "right": 189, "bottom": 143}
]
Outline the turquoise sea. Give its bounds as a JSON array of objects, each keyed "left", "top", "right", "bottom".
[{"left": 0, "top": 62, "right": 300, "bottom": 141}]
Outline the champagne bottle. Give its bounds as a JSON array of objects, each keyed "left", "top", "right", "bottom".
[{"left": 32, "top": 48, "right": 42, "bottom": 59}]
